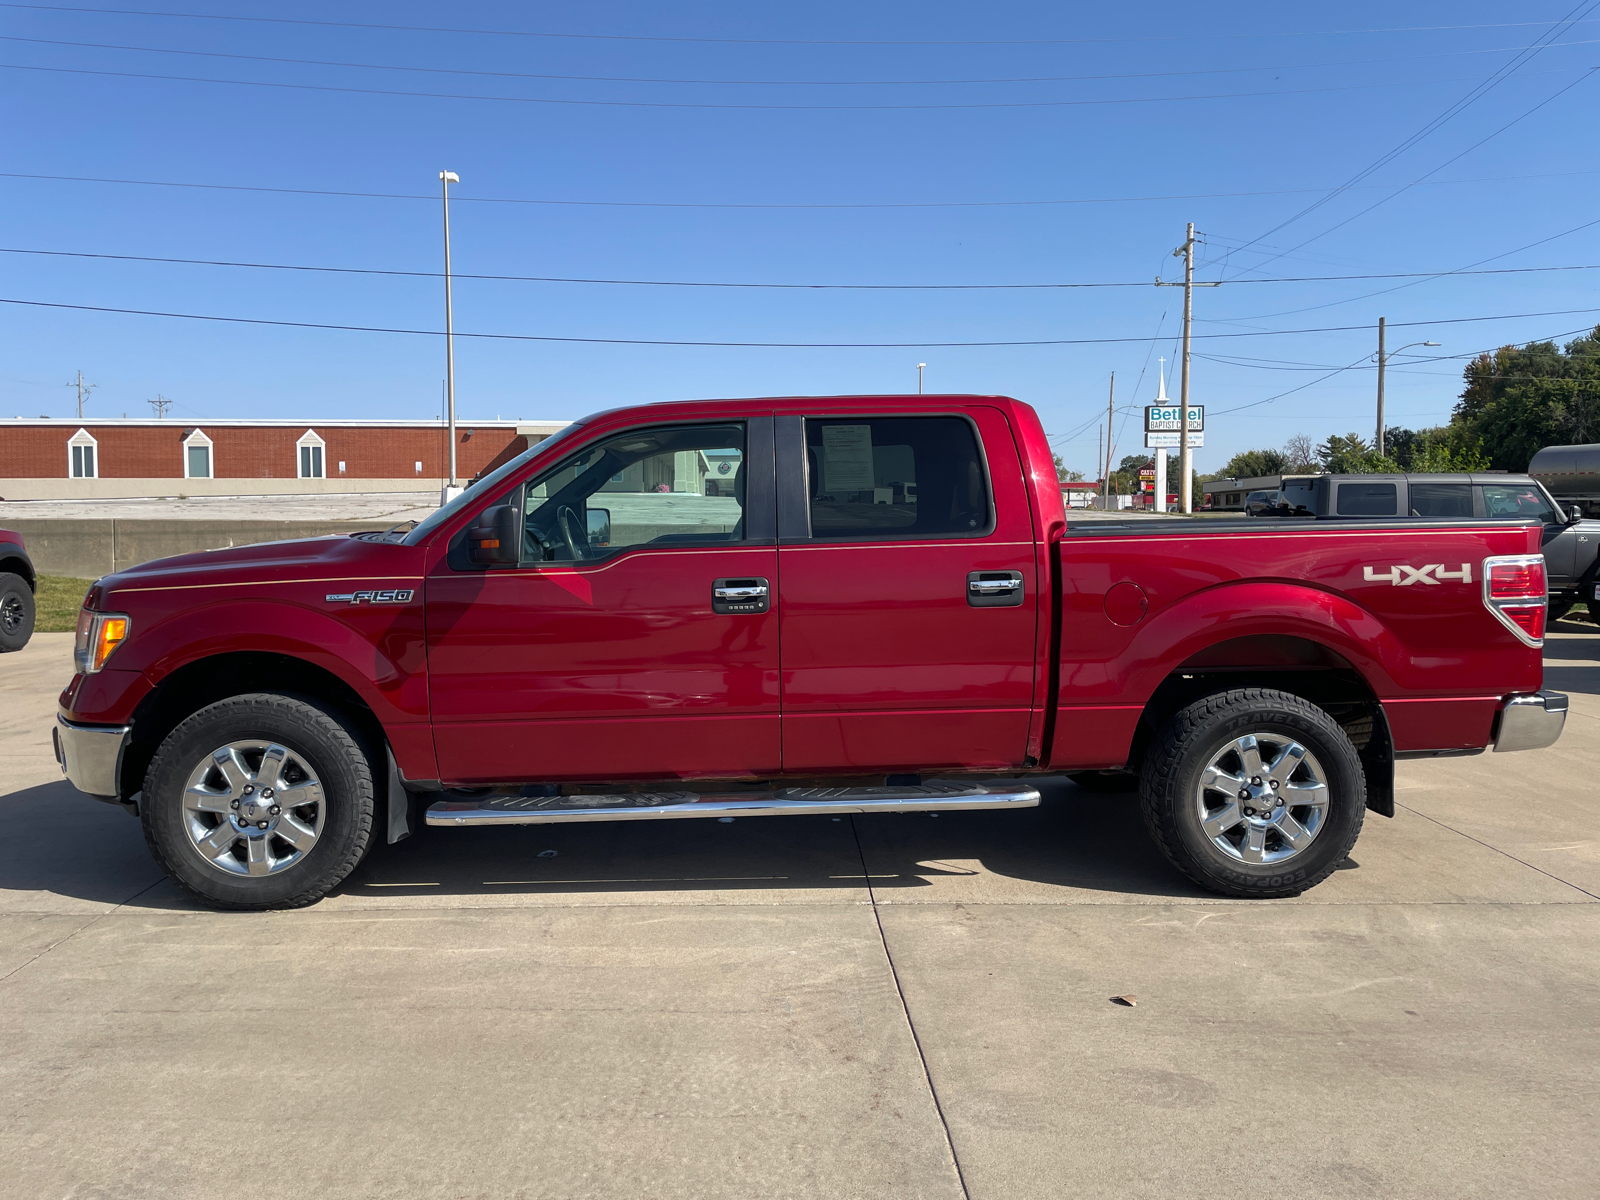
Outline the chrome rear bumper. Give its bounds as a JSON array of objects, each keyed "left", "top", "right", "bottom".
[
  {"left": 53, "top": 715, "right": 131, "bottom": 799},
  {"left": 1493, "top": 690, "right": 1568, "bottom": 753}
]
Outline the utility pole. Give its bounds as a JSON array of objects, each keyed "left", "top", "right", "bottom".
[
  {"left": 68, "top": 370, "right": 96, "bottom": 418},
  {"left": 1157, "top": 223, "right": 1219, "bottom": 514},
  {"left": 1096, "top": 425, "right": 1102, "bottom": 507},
  {"left": 148, "top": 395, "right": 172, "bottom": 419},
  {"left": 917, "top": 363, "right": 926, "bottom": 394},
  {"left": 440, "top": 170, "right": 461, "bottom": 497},
  {"left": 1376, "top": 317, "right": 1386, "bottom": 455},
  {"left": 1106, "top": 373, "right": 1115, "bottom": 508},
  {"left": 1374, "top": 321, "right": 1439, "bottom": 457}
]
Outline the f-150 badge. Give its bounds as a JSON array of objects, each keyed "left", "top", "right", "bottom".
[
  {"left": 325, "top": 589, "right": 415, "bottom": 604},
  {"left": 1362, "top": 564, "right": 1471, "bottom": 585}
]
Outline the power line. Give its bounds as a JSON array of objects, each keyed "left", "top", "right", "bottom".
[
  {"left": 5, "top": 295, "right": 1593, "bottom": 348},
  {"left": 12, "top": 60, "right": 1570, "bottom": 112},
  {"left": 1226, "top": 66, "right": 1600, "bottom": 278},
  {"left": 5, "top": 167, "right": 1596, "bottom": 211},
  {"left": 8, "top": 245, "right": 1600, "bottom": 290},
  {"left": 8, "top": 32, "right": 1596, "bottom": 88},
  {"left": 6, "top": 4, "right": 1594, "bottom": 47},
  {"left": 1200, "top": 215, "right": 1600, "bottom": 326},
  {"left": 1223, "top": 0, "right": 1600, "bottom": 266}
]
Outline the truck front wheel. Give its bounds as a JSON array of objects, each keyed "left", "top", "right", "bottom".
[
  {"left": 1139, "top": 688, "right": 1365, "bottom": 898},
  {"left": 140, "top": 693, "right": 376, "bottom": 910},
  {"left": 0, "top": 572, "right": 34, "bottom": 652}
]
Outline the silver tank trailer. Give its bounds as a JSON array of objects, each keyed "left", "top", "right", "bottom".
[{"left": 1529, "top": 443, "right": 1600, "bottom": 518}]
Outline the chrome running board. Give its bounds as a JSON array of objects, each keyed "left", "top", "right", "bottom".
[{"left": 425, "top": 780, "right": 1040, "bottom": 827}]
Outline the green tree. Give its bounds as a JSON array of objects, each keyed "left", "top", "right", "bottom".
[
  {"left": 1318, "top": 432, "right": 1400, "bottom": 474},
  {"left": 1451, "top": 326, "right": 1600, "bottom": 471},
  {"left": 1051, "top": 452, "right": 1085, "bottom": 483},
  {"left": 1219, "top": 447, "right": 1286, "bottom": 479},
  {"left": 1384, "top": 426, "right": 1490, "bottom": 472}
]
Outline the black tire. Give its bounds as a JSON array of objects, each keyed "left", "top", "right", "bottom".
[
  {"left": 141, "top": 693, "right": 376, "bottom": 910},
  {"left": 0, "top": 572, "right": 34, "bottom": 652},
  {"left": 1138, "top": 688, "right": 1366, "bottom": 899},
  {"left": 1548, "top": 597, "right": 1573, "bottom": 623},
  {"left": 1067, "top": 770, "right": 1139, "bottom": 793}
]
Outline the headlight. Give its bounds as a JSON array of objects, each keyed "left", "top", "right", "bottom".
[{"left": 74, "top": 609, "right": 131, "bottom": 674}]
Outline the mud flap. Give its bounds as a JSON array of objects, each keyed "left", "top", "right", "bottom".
[
  {"left": 1361, "top": 705, "right": 1395, "bottom": 818},
  {"left": 386, "top": 749, "right": 412, "bottom": 844}
]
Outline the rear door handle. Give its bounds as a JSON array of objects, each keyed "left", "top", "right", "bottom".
[
  {"left": 713, "top": 577, "right": 770, "bottom": 614},
  {"left": 967, "top": 570, "right": 1024, "bottom": 608}
]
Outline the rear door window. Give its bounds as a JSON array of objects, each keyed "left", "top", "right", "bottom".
[
  {"left": 1408, "top": 483, "right": 1472, "bottom": 517},
  {"left": 803, "top": 416, "right": 991, "bottom": 539},
  {"left": 1336, "top": 482, "right": 1398, "bottom": 516}
]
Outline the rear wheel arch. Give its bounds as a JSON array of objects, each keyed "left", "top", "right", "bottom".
[
  {"left": 122, "top": 651, "right": 386, "bottom": 799},
  {"left": 0, "top": 553, "right": 34, "bottom": 590},
  {"left": 1129, "top": 635, "right": 1395, "bottom": 818}
]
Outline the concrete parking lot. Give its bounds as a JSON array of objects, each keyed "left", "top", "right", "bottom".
[{"left": 2, "top": 627, "right": 1597, "bottom": 1199}]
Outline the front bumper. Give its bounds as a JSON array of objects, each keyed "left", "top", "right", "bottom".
[
  {"left": 1492, "top": 690, "right": 1568, "bottom": 754},
  {"left": 53, "top": 715, "right": 131, "bottom": 799}
]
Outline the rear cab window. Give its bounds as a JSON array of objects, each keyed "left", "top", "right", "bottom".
[{"left": 803, "top": 416, "right": 992, "bottom": 540}]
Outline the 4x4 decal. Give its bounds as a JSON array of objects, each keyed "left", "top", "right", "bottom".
[{"left": 1362, "top": 564, "right": 1471, "bottom": 586}]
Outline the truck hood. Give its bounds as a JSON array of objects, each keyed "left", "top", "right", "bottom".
[{"left": 97, "top": 532, "right": 423, "bottom": 597}]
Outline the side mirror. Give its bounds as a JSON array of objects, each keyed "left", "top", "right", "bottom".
[
  {"left": 467, "top": 504, "right": 521, "bottom": 565},
  {"left": 587, "top": 507, "right": 611, "bottom": 548},
  {"left": 1570, "top": 505, "right": 1585, "bottom": 524}
]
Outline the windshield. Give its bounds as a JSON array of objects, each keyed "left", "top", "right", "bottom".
[{"left": 401, "top": 421, "right": 587, "bottom": 546}]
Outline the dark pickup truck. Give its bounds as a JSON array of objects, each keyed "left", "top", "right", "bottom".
[
  {"left": 0, "top": 528, "right": 36, "bottom": 652},
  {"left": 53, "top": 395, "right": 1566, "bottom": 910}
]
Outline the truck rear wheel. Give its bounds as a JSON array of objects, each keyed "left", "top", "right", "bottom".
[
  {"left": 0, "top": 572, "right": 34, "bottom": 652},
  {"left": 141, "top": 693, "right": 376, "bottom": 910},
  {"left": 1139, "top": 688, "right": 1365, "bottom": 898}
]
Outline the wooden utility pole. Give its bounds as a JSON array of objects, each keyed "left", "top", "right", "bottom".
[
  {"left": 1376, "top": 316, "right": 1387, "bottom": 455},
  {"left": 1106, "top": 373, "right": 1115, "bottom": 503},
  {"left": 1156, "top": 224, "right": 1219, "bottom": 514}
]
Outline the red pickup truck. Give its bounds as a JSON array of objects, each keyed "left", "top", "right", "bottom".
[{"left": 53, "top": 395, "right": 1567, "bottom": 910}]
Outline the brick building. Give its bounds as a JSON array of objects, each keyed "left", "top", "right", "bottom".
[{"left": 0, "top": 418, "right": 568, "bottom": 500}]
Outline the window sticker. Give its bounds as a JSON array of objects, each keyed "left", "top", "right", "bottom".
[{"left": 821, "top": 424, "right": 875, "bottom": 493}]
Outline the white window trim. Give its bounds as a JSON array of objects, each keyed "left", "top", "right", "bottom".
[
  {"left": 183, "top": 428, "right": 214, "bottom": 479},
  {"left": 296, "top": 428, "right": 326, "bottom": 479},
  {"left": 68, "top": 427, "right": 99, "bottom": 478}
]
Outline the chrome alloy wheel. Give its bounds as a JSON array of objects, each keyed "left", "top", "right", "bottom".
[
  {"left": 1195, "top": 733, "right": 1329, "bottom": 865},
  {"left": 181, "top": 740, "right": 326, "bottom": 877}
]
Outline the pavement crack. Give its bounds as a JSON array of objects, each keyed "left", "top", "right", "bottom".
[
  {"left": 0, "top": 877, "right": 163, "bottom": 987},
  {"left": 849, "top": 816, "right": 972, "bottom": 1200},
  {"left": 1395, "top": 802, "right": 1600, "bottom": 901}
]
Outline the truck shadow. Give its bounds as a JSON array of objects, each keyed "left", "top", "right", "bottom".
[
  {"left": 1545, "top": 618, "right": 1600, "bottom": 697},
  {"left": 0, "top": 777, "right": 1212, "bottom": 908},
  {"left": 341, "top": 775, "right": 1212, "bottom": 903}
]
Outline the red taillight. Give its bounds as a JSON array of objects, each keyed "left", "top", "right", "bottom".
[
  {"left": 1487, "top": 559, "right": 1545, "bottom": 600},
  {"left": 1483, "top": 555, "right": 1547, "bottom": 647}
]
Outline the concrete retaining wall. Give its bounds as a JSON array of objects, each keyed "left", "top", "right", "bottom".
[{"left": 7, "top": 519, "right": 384, "bottom": 578}]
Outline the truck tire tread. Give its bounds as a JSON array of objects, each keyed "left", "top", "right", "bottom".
[
  {"left": 140, "top": 692, "right": 375, "bottom": 910},
  {"left": 1138, "top": 687, "right": 1365, "bottom": 899}
]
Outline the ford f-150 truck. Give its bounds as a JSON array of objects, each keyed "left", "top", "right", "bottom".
[{"left": 52, "top": 395, "right": 1568, "bottom": 909}]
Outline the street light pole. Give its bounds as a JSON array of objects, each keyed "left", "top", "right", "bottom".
[
  {"left": 440, "top": 170, "right": 460, "bottom": 496},
  {"left": 1375, "top": 317, "right": 1441, "bottom": 455}
]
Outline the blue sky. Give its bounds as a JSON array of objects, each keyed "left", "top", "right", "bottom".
[{"left": 2, "top": 1, "right": 1597, "bottom": 476}]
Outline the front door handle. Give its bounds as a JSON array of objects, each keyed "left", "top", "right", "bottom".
[
  {"left": 967, "top": 570, "right": 1024, "bottom": 608},
  {"left": 713, "top": 577, "right": 770, "bottom": 614}
]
